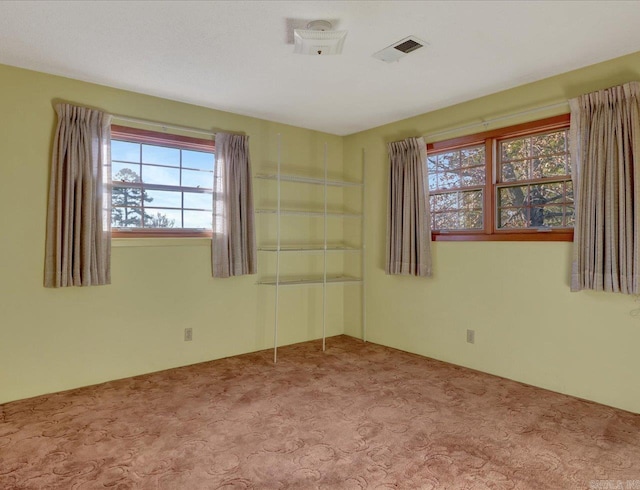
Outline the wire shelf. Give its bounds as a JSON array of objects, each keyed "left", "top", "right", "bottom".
[
  {"left": 257, "top": 275, "right": 363, "bottom": 286},
  {"left": 258, "top": 244, "right": 362, "bottom": 252},
  {"left": 255, "top": 209, "right": 361, "bottom": 218},
  {"left": 256, "top": 173, "right": 362, "bottom": 187}
]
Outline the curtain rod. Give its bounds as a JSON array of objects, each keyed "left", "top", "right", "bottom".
[
  {"left": 423, "top": 100, "right": 569, "bottom": 142},
  {"left": 111, "top": 114, "right": 217, "bottom": 138}
]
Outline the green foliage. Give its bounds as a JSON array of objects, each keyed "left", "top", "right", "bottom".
[
  {"left": 428, "top": 130, "right": 572, "bottom": 231},
  {"left": 498, "top": 131, "right": 571, "bottom": 229},
  {"left": 147, "top": 212, "right": 175, "bottom": 228},
  {"left": 111, "top": 169, "right": 175, "bottom": 229}
]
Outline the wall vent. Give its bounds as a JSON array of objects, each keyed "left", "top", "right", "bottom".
[{"left": 373, "top": 36, "right": 427, "bottom": 63}]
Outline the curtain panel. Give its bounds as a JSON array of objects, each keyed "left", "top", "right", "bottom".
[
  {"left": 385, "top": 137, "right": 432, "bottom": 277},
  {"left": 569, "top": 81, "right": 640, "bottom": 293},
  {"left": 44, "top": 104, "right": 112, "bottom": 287},
  {"left": 212, "top": 132, "right": 257, "bottom": 278}
]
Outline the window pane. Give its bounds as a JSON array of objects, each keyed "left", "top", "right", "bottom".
[
  {"left": 565, "top": 205, "right": 575, "bottom": 227},
  {"left": 112, "top": 140, "right": 140, "bottom": 163},
  {"left": 460, "top": 166, "right": 484, "bottom": 186},
  {"left": 430, "top": 189, "right": 483, "bottom": 231},
  {"left": 428, "top": 146, "right": 485, "bottom": 194},
  {"left": 430, "top": 190, "right": 483, "bottom": 212},
  {"left": 433, "top": 211, "right": 482, "bottom": 231},
  {"left": 541, "top": 205, "right": 565, "bottom": 227},
  {"left": 437, "top": 171, "right": 460, "bottom": 190},
  {"left": 433, "top": 212, "right": 459, "bottom": 230},
  {"left": 461, "top": 147, "right": 484, "bottom": 167},
  {"left": 529, "top": 182, "right": 564, "bottom": 206},
  {"left": 184, "top": 191, "right": 213, "bottom": 210},
  {"left": 460, "top": 190, "right": 483, "bottom": 209},
  {"left": 529, "top": 206, "right": 546, "bottom": 227},
  {"left": 566, "top": 181, "right": 574, "bottom": 202},
  {"left": 460, "top": 211, "right": 483, "bottom": 229},
  {"left": 427, "top": 156, "right": 438, "bottom": 173},
  {"left": 112, "top": 207, "right": 142, "bottom": 228},
  {"left": 501, "top": 161, "right": 529, "bottom": 182},
  {"left": 498, "top": 181, "right": 571, "bottom": 230},
  {"left": 500, "top": 129, "right": 570, "bottom": 184},
  {"left": 532, "top": 131, "right": 566, "bottom": 156},
  {"left": 428, "top": 172, "right": 438, "bottom": 192},
  {"left": 499, "top": 208, "right": 528, "bottom": 229},
  {"left": 497, "top": 127, "right": 571, "bottom": 231},
  {"left": 141, "top": 165, "right": 180, "bottom": 186},
  {"left": 437, "top": 152, "right": 460, "bottom": 172},
  {"left": 111, "top": 129, "right": 217, "bottom": 233},
  {"left": 501, "top": 139, "right": 530, "bottom": 162},
  {"left": 498, "top": 186, "right": 528, "bottom": 208},
  {"left": 182, "top": 169, "right": 213, "bottom": 189},
  {"left": 112, "top": 162, "right": 141, "bottom": 183},
  {"left": 144, "top": 208, "right": 181, "bottom": 228},
  {"left": 184, "top": 210, "right": 212, "bottom": 229},
  {"left": 183, "top": 150, "right": 214, "bottom": 171},
  {"left": 112, "top": 186, "right": 147, "bottom": 209},
  {"left": 146, "top": 190, "right": 182, "bottom": 209},
  {"left": 430, "top": 193, "right": 457, "bottom": 212},
  {"left": 142, "top": 144, "right": 180, "bottom": 167},
  {"left": 531, "top": 155, "right": 568, "bottom": 179}
]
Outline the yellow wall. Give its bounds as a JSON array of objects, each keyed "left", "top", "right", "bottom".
[
  {"left": 344, "top": 51, "right": 640, "bottom": 414},
  {"left": 0, "top": 64, "right": 348, "bottom": 404},
  {"left": 3, "top": 50, "right": 640, "bottom": 413}
]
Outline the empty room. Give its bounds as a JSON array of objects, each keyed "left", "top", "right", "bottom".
[{"left": 1, "top": 1, "right": 640, "bottom": 488}]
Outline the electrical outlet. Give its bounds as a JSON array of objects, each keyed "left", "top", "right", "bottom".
[
  {"left": 184, "top": 328, "right": 193, "bottom": 342},
  {"left": 466, "top": 329, "right": 475, "bottom": 344}
]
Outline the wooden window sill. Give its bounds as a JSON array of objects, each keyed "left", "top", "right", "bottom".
[
  {"left": 112, "top": 237, "right": 211, "bottom": 248},
  {"left": 432, "top": 231, "right": 573, "bottom": 242}
]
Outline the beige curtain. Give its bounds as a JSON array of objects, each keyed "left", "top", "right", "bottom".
[
  {"left": 569, "top": 81, "right": 640, "bottom": 293},
  {"left": 386, "top": 137, "right": 432, "bottom": 276},
  {"left": 212, "top": 132, "right": 256, "bottom": 277},
  {"left": 44, "top": 104, "right": 112, "bottom": 287}
]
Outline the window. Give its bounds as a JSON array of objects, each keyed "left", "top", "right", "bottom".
[
  {"left": 427, "top": 145, "right": 485, "bottom": 231},
  {"left": 497, "top": 129, "right": 573, "bottom": 230},
  {"left": 110, "top": 126, "right": 215, "bottom": 237},
  {"left": 426, "top": 114, "right": 572, "bottom": 241}
]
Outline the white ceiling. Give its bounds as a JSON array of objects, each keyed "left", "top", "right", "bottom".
[{"left": 1, "top": 1, "right": 640, "bottom": 135}]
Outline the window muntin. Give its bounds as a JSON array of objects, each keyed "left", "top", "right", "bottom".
[
  {"left": 496, "top": 128, "right": 573, "bottom": 230},
  {"left": 427, "top": 145, "right": 485, "bottom": 231},
  {"left": 426, "top": 114, "right": 572, "bottom": 241},
  {"left": 110, "top": 126, "right": 215, "bottom": 236}
]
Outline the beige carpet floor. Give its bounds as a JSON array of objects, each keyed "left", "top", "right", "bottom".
[{"left": 1, "top": 335, "right": 639, "bottom": 489}]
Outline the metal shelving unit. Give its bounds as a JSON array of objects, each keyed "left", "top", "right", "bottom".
[
  {"left": 255, "top": 209, "right": 361, "bottom": 218},
  {"left": 256, "top": 173, "right": 362, "bottom": 187},
  {"left": 258, "top": 245, "right": 361, "bottom": 253},
  {"left": 256, "top": 135, "right": 366, "bottom": 362},
  {"left": 257, "top": 276, "right": 363, "bottom": 286}
]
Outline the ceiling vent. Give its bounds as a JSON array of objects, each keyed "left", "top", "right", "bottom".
[
  {"left": 294, "top": 20, "right": 347, "bottom": 56},
  {"left": 373, "top": 36, "right": 427, "bottom": 63}
]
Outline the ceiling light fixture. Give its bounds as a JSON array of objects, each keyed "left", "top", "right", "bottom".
[{"left": 293, "top": 20, "right": 347, "bottom": 56}]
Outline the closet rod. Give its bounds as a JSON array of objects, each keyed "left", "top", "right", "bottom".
[
  {"left": 111, "top": 114, "right": 216, "bottom": 138},
  {"left": 424, "top": 100, "right": 569, "bottom": 142}
]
